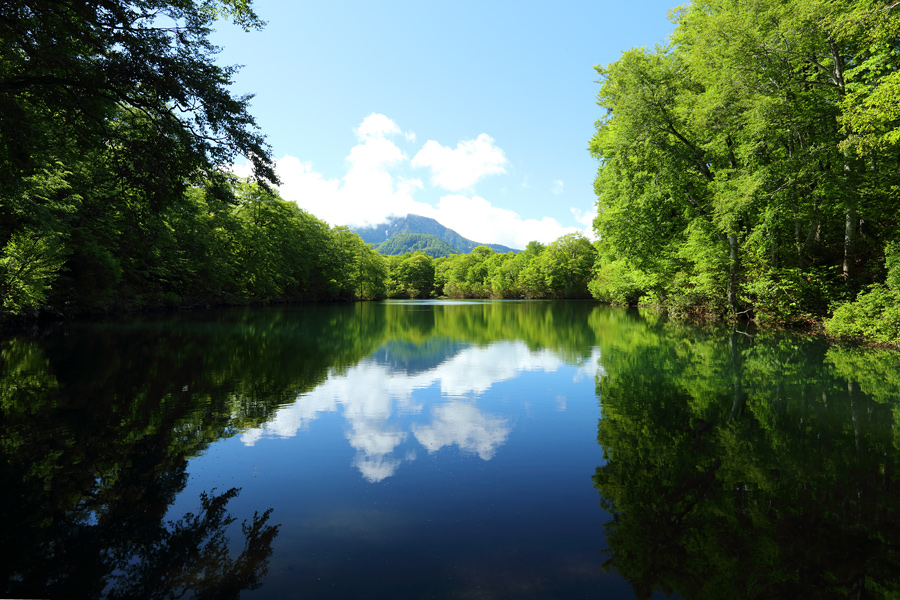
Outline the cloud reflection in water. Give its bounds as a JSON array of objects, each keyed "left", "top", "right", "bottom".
[{"left": 240, "top": 341, "right": 603, "bottom": 481}]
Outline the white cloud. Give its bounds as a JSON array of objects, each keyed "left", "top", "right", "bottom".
[
  {"left": 354, "top": 454, "right": 403, "bottom": 483},
  {"left": 570, "top": 206, "right": 598, "bottom": 241},
  {"left": 241, "top": 114, "right": 581, "bottom": 247},
  {"left": 355, "top": 113, "right": 401, "bottom": 139},
  {"left": 412, "top": 401, "right": 510, "bottom": 460},
  {"left": 271, "top": 115, "right": 428, "bottom": 228},
  {"left": 411, "top": 134, "right": 508, "bottom": 191},
  {"left": 552, "top": 180, "right": 564, "bottom": 195},
  {"left": 434, "top": 195, "right": 579, "bottom": 249}
]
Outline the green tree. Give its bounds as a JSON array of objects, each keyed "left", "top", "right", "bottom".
[
  {"left": 539, "top": 233, "right": 595, "bottom": 298},
  {"left": 0, "top": 0, "right": 278, "bottom": 316},
  {"left": 388, "top": 252, "right": 435, "bottom": 299},
  {"left": 0, "top": 0, "right": 276, "bottom": 189},
  {"left": 590, "top": 0, "right": 900, "bottom": 326}
]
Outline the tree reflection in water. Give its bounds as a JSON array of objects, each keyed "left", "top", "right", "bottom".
[
  {"left": 0, "top": 329, "right": 281, "bottom": 599},
  {"left": 594, "top": 327, "right": 900, "bottom": 599},
  {"left": 106, "top": 488, "right": 277, "bottom": 600},
  {"left": 1, "top": 301, "right": 607, "bottom": 597}
]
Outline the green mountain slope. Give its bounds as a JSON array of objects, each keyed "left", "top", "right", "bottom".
[
  {"left": 375, "top": 233, "right": 462, "bottom": 258},
  {"left": 353, "top": 214, "right": 518, "bottom": 256}
]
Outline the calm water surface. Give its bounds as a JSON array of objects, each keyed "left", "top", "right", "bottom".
[{"left": 2, "top": 300, "right": 900, "bottom": 599}]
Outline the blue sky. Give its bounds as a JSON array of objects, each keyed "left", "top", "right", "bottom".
[{"left": 214, "top": 1, "right": 679, "bottom": 248}]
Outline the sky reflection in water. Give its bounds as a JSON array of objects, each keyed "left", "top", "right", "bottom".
[
  {"left": 139, "top": 306, "right": 616, "bottom": 599},
  {"left": 239, "top": 341, "right": 604, "bottom": 482}
]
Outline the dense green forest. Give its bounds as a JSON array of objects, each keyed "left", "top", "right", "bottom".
[
  {"left": 0, "top": 0, "right": 595, "bottom": 320},
  {"left": 384, "top": 234, "right": 596, "bottom": 300},
  {"left": 2, "top": 0, "right": 898, "bottom": 345},
  {"left": 0, "top": 0, "right": 393, "bottom": 315},
  {"left": 589, "top": 0, "right": 900, "bottom": 342}
]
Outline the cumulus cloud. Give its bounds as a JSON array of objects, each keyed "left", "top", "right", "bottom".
[
  {"left": 435, "top": 195, "right": 579, "bottom": 249},
  {"left": 354, "top": 113, "right": 404, "bottom": 140},
  {"left": 411, "top": 134, "right": 508, "bottom": 191},
  {"left": 354, "top": 454, "right": 404, "bottom": 483},
  {"left": 240, "top": 113, "right": 581, "bottom": 247},
  {"left": 412, "top": 401, "right": 510, "bottom": 460},
  {"left": 260, "top": 113, "right": 428, "bottom": 229}
]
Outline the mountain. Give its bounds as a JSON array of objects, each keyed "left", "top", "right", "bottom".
[
  {"left": 373, "top": 233, "right": 462, "bottom": 257},
  {"left": 352, "top": 214, "right": 518, "bottom": 258}
]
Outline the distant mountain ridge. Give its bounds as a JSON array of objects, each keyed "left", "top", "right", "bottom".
[{"left": 352, "top": 214, "right": 518, "bottom": 258}]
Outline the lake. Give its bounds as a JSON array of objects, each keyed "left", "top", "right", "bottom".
[{"left": 2, "top": 300, "right": 900, "bottom": 599}]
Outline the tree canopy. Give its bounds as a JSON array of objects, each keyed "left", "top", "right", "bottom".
[
  {"left": 589, "top": 0, "right": 900, "bottom": 340},
  {"left": 0, "top": 0, "right": 277, "bottom": 190}
]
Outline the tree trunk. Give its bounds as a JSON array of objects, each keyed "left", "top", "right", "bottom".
[{"left": 843, "top": 205, "right": 858, "bottom": 279}]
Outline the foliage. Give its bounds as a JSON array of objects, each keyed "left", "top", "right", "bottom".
[
  {"left": 0, "top": 227, "right": 65, "bottom": 313},
  {"left": 827, "top": 241, "right": 900, "bottom": 344},
  {"left": 589, "top": 0, "right": 900, "bottom": 328},
  {"left": 0, "top": 0, "right": 277, "bottom": 189},
  {"left": 0, "top": 0, "right": 310, "bottom": 317},
  {"left": 826, "top": 285, "right": 900, "bottom": 344},
  {"left": 378, "top": 236, "right": 598, "bottom": 301},
  {"left": 432, "top": 237, "right": 597, "bottom": 299},
  {"left": 386, "top": 251, "right": 435, "bottom": 299}
]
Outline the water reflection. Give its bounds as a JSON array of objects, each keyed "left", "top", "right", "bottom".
[
  {"left": 0, "top": 329, "right": 287, "bottom": 599},
  {"left": 240, "top": 340, "right": 602, "bottom": 481},
  {"left": 17, "top": 301, "right": 900, "bottom": 598},
  {"left": 594, "top": 326, "right": 900, "bottom": 599},
  {"left": 413, "top": 399, "right": 509, "bottom": 459},
  {"left": 1, "top": 301, "right": 610, "bottom": 597}
]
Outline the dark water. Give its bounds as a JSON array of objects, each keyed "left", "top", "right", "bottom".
[{"left": 2, "top": 300, "right": 900, "bottom": 599}]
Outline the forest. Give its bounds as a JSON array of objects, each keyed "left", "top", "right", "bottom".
[
  {"left": 589, "top": 0, "right": 900, "bottom": 342},
  {"left": 1, "top": 0, "right": 898, "bottom": 344},
  {"left": 0, "top": 0, "right": 595, "bottom": 319}
]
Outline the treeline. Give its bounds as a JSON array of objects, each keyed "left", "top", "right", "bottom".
[
  {"left": 589, "top": 0, "right": 900, "bottom": 341},
  {"left": 0, "top": 0, "right": 395, "bottom": 317},
  {"left": 0, "top": 0, "right": 602, "bottom": 320},
  {"left": 1, "top": 172, "right": 390, "bottom": 315},
  {"left": 383, "top": 234, "right": 595, "bottom": 300},
  {"left": 0, "top": 150, "right": 602, "bottom": 315}
]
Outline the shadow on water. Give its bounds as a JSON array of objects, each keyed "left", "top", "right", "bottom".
[{"left": 594, "top": 320, "right": 900, "bottom": 599}]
